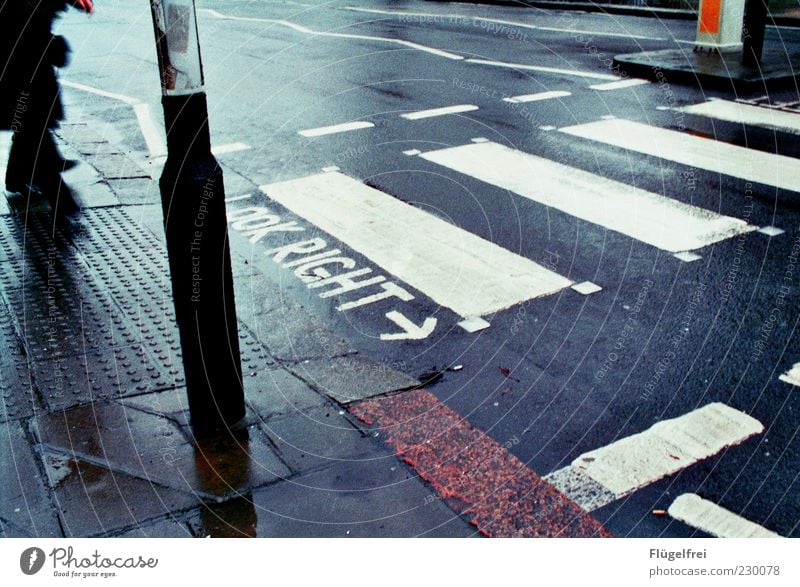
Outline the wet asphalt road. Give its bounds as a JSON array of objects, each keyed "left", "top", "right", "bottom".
[{"left": 55, "top": 0, "right": 799, "bottom": 537}]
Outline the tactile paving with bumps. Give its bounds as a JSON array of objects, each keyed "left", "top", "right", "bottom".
[{"left": 0, "top": 208, "right": 275, "bottom": 412}]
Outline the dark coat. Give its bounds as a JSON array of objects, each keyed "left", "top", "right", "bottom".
[{"left": 0, "top": 1, "right": 70, "bottom": 130}]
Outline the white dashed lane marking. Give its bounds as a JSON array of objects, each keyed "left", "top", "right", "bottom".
[
  {"left": 298, "top": 121, "right": 375, "bottom": 138},
  {"left": 400, "top": 104, "right": 479, "bottom": 120}
]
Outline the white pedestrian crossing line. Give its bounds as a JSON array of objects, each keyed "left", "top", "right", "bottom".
[
  {"left": 466, "top": 58, "right": 619, "bottom": 81},
  {"left": 590, "top": 78, "right": 650, "bottom": 91},
  {"left": 503, "top": 90, "right": 571, "bottom": 103},
  {"left": 401, "top": 104, "right": 479, "bottom": 120},
  {"left": 668, "top": 494, "right": 780, "bottom": 537},
  {"left": 677, "top": 99, "right": 800, "bottom": 135},
  {"left": 560, "top": 118, "right": 800, "bottom": 194},
  {"left": 419, "top": 141, "right": 756, "bottom": 253},
  {"left": 545, "top": 403, "right": 763, "bottom": 511},
  {"left": 779, "top": 362, "right": 800, "bottom": 387},
  {"left": 259, "top": 172, "right": 574, "bottom": 319},
  {"left": 298, "top": 121, "right": 374, "bottom": 137}
]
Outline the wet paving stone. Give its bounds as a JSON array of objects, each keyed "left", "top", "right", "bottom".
[
  {"left": 0, "top": 300, "right": 43, "bottom": 422},
  {"left": 106, "top": 178, "right": 160, "bottom": 206},
  {"left": 3, "top": 276, "right": 140, "bottom": 362},
  {"left": 0, "top": 421, "right": 62, "bottom": 537},
  {"left": 81, "top": 153, "right": 150, "bottom": 181},
  {"left": 120, "top": 387, "right": 190, "bottom": 416},
  {"left": 112, "top": 516, "right": 194, "bottom": 538},
  {"left": 254, "top": 300, "right": 353, "bottom": 362},
  {"left": 31, "top": 344, "right": 176, "bottom": 411},
  {"left": 0, "top": 213, "right": 71, "bottom": 264},
  {"left": 42, "top": 452, "right": 198, "bottom": 537},
  {"left": 0, "top": 216, "right": 24, "bottom": 262},
  {"left": 72, "top": 208, "right": 164, "bottom": 255},
  {"left": 261, "top": 406, "right": 378, "bottom": 473},
  {"left": 36, "top": 402, "right": 290, "bottom": 499},
  {"left": 0, "top": 517, "right": 31, "bottom": 537},
  {"left": 187, "top": 458, "right": 477, "bottom": 538},
  {"left": 0, "top": 357, "right": 39, "bottom": 423},
  {"left": 289, "top": 354, "right": 419, "bottom": 404},
  {"left": 242, "top": 367, "right": 328, "bottom": 422}
]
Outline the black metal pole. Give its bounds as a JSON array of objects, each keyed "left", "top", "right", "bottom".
[
  {"left": 149, "top": 0, "right": 245, "bottom": 438},
  {"left": 743, "top": 0, "right": 769, "bottom": 66}
]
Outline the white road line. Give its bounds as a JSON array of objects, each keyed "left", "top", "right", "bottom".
[
  {"left": 401, "top": 104, "right": 478, "bottom": 120},
  {"left": 590, "top": 78, "right": 650, "bottom": 91},
  {"left": 503, "top": 90, "right": 571, "bottom": 103},
  {"left": 342, "top": 6, "right": 666, "bottom": 41},
  {"left": 466, "top": 58, "right": 619, "bottom": 81},
  {"left": 779, "top": 362, "right": 800, "bottom": 387},
  {"left": 62, "top": 80, "right": 167, "bottom": 159},
  {"left": 677, "top": 99, "right": 800, "bottom": 135},
  {"left": 259, "top": 172, "right": 573, "bottom": 318},
  {"left": 420, "top": 141, "right": 755, "bottom": 252},
  {"left": 61, "top": 79, "right": 140, "bottom": 105},
  {"left": 668, "top": 494, "right": 780, "bottom": 537},
  {"left": 132, "top": 104, "right": 167, "bottom": 158},
  {"left": 560, "top": 118, "right": 800, "bottom": 193},
  {"left": 298, "top": 121, "right": 374, "bottom": 137},
  {"left": 545, "top": 403, "right": 763, "bottom": 511},
  {"left": 201, "top": 9, "right": 463, "bottom": 60}
]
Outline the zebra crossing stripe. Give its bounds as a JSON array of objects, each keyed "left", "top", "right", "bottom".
[
  {"left": 544, "top": 403, "right": 764, "bottom": 511},
  {"left": 779, "top": 362, "right": 800, "bottom": 387},
  {"left": 560, "top": 118, "right": 800, "bottom": 193},
  {"left": 419, "top": 141, "right": 755, "bottom": 252},
  {"left": 259, "top": 172, "right": 573, "bottom": 318},
  {"left": 668, "top": 494, "right": 780, "bottom": 537},
  {"left": 678, "top": 99, "right": 800, "bottom": 135}
]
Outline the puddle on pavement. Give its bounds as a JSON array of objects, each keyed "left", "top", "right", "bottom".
[{"left": 195, "top": 494, "right": 258, "bottom": 538}]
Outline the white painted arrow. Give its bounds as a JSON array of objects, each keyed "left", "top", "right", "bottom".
[{"left": 380, "top": 311, "right": 437, "bottom": 341}]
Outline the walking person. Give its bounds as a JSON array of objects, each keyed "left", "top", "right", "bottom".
[{"left": 0, "top": 0, "right": 94, "bottom": 213}]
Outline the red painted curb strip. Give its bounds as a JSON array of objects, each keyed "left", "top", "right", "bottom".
[{"left": 350, "top": 390, "right": 612, "bottom": 538}]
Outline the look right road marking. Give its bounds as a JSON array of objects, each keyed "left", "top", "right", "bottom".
[
  {"left": 420, "top": 141, "right": 755, "bottom": 252},
  {"left": 544, "top": 403, "right": 764, "bottom": 511},
  {"left": 668, "top": 494, "right": 780, "bottom": 537},
  {"left": 260, "top": 172, "right": 573, "bottom": 319}
]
